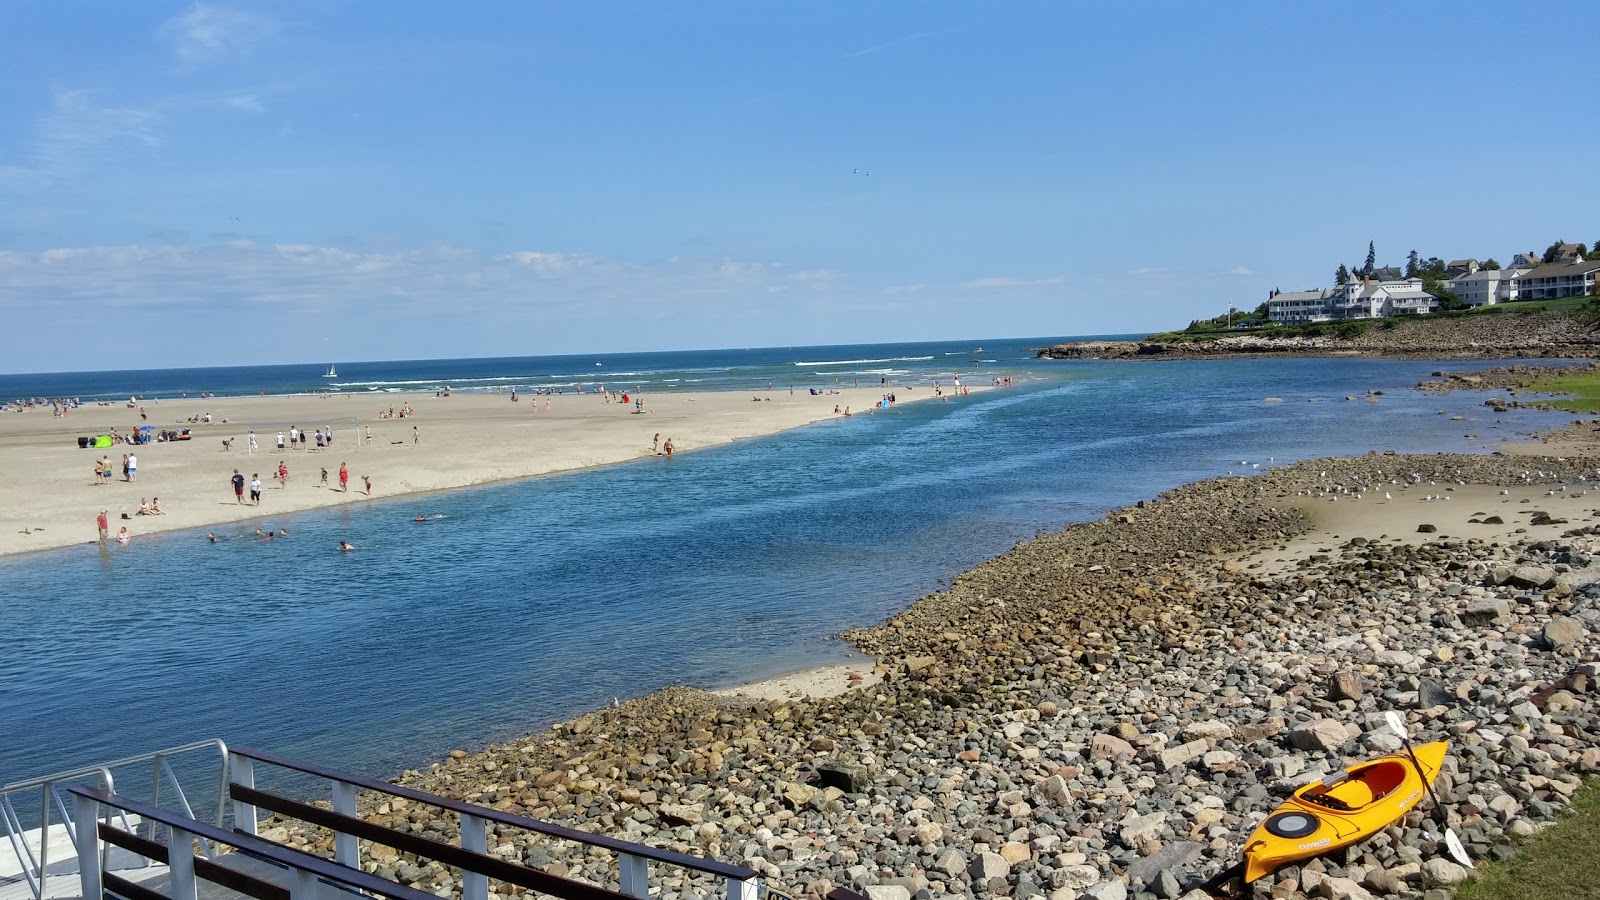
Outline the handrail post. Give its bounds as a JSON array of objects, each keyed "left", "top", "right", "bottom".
[
  {"left": 73, "top": 792, "right": 103, "bottom": 900},
  {"left": 618, "top": 852, "right": 648, "bottom": 899},
  {"left": 37, "top": 781, "right": 51, "bottom": 900},
  {"left": 725, "top": 874, "right": 760, "bottom": 900},
  {"left": 292, "top": 867, "right": 319, "bottom": 900},
  {"left": 460, "top": 813, "right": 488, "bottom": 900},
  {"left": 232, "top": 753, "right": 259, "bottom": 836},
  {"left": 167, "top": 825, "right": 198, "bottom": 900},
  {"left": 332, "top": 781, "right": 359, "bottom": 868}
]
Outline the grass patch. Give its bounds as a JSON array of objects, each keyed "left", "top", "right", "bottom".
[
  {"left": 1454, "top": 778, "right": 1600, "bottom": 900},
  {"left": 1523, "top": 368, "right": 1600, "bottom": 413}
]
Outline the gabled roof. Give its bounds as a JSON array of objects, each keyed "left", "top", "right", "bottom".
[
  {"left": 1556, "top": 243, "right": 1584, "bottom": 261},
  {"left": 1518, "top": 259, "right": 1600, "bottom": 279},
  {"left": 1446, "top": 259, "right": 1477, "bottom": 268}
]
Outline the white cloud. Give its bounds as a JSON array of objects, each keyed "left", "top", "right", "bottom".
[
  {"left": 160, "top": 4, "right": 279, "bottom": 68},
  {"left": 222, "top": 93, "right": 264, "bottom": 112},
  {"left": 964, "top": 275, "right": 1065, "bottom": 289},
  {"left": 1128, "top": 267, "right": 1169, "bottom": 277},
  {"left": 1228, "top": 265, "right": 1254, "bottom": 276},
  {"left": 0, "top": 89, "right": 161, "bottom": 188}
]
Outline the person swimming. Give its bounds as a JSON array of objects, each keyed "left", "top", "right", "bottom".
[
  {"left": 207, "top": 532, "right": 217, "bottom": 543},
  {"left": 338, "top": 540, "right": 355, "bottom": 551},
  {"left": 415, "top": 514, "right": 428, "bottom": 522}
]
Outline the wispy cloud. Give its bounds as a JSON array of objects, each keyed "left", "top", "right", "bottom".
[
  {"left": 1128, "top": 267, "right": 1169, "bottom": 277},
  {"left": 0, "top": 241, "right": 848, "bottom": 319},
  {"left": 846, "top": 31, "right": 932, "bottom": 59},
  {"left": 1228, "top": 265, "right": 1254, "bottom": 276},
  {"left": 160, "top": 3, "right": 279, "bottom": 68},
  {"left": 222, "top": 93, "right": 264, "bottom": 113},
  {"left": 964, "top": 275, "right": 1065, "bottom": 289},
  {"left": 0, "top": 89, "right": 161, "bottom": 189}
]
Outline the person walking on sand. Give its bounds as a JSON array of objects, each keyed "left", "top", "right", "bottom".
[
  {"left": 652, "top": 433, "right": 660, "bottom": 453},
  {"left": 126, "top": 451, "right": 137, "bottom": 482},
  {"left": 412, "top": 425, "right": 419, "bottom": 445},
  {"left": 362, "top": 474, "right": 372, "bottom": 495},
  {"left": 278, "top": 460, "right": 288, "bottom": 487},
  {"left": 232, "top": 468, "right": 245, "bottom": 503},
  {"left": 663, "top": 438, "right": 674, "bottom": 458},
  {"left": 320, "top": 467, "right": 329, "bottom": 486},
  {"left": 97, "top": 510, "right": 108, "bottom": 543},
  {"left": 250, "top": 474, "right": 262, "bottom": 505},
  {"left": 339, "top": 463, "right": 349, "bottom": 492}
]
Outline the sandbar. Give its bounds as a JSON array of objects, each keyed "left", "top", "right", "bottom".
[{"left": 0, "top": 385, "right": 969, "bottom": 558}]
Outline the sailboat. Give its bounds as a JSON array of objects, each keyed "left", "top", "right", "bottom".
[{"left": 323, "top": 365, "right": 338, "bottom": 378}]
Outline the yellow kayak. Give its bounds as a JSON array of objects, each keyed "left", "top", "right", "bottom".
[{"left": 1240, "top": 739, "right": 1448, "bottom": 883}]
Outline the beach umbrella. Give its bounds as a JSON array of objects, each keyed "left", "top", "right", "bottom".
[
  {"left": 93, "top": 435, "right": 112, "bottom": 448},
  {"left": 137, "top": 425, "right": 154, "bottom": 431}
]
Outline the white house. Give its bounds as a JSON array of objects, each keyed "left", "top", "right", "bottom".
[
  {"left": 1337, "top": 277, "right": 1440, "bottom": 319},
  {"left": 1266, "top": 277, "right": 1439, "bottom": 324},
  {"left": 1446, "top": 268, "right": 1530, "bottom": 307},
  {"left": 1512, "top": 259, "right": 1600, "bottom": 300},
  {"left": 1266, "top": 289, "right": 1339, "bottom": 324}
]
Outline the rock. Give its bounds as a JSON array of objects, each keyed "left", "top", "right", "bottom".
[
  {"left": 1328, "top": 671, "right": 1365, "bottom": 702},
  {"left": 1417, "top": 524, "right": 1437, "bottom": 534},
  {"left": 864, "top": 887, "right": 911, "bottom": 900},
  {"left": 1036, "top": 774, "right": 1073, "bottom": 805},
  {"left": 969, "top": 851, "right": 1010, "bottom": 881},
  {"left": 1419, "top": 858, "right": 1470, "bottom": 885},
  {"left": 1053, "top": 865, "right": 1100, "bottom": 893},
  {"left": 1462, "top": 598, "right": 1510, "bottom": 626},
  {"left": 1417, "top": 678, "right": 1454, "bottom": 708},
  {"left": 658, "top": 803, "right": 702, "bottom": 826},
  {"left": 1090, "top": 733, "right": 1136, "bottom": 760},
  {"left": 914, "top": 822, "right": 944, "bottom": 845},
  {"left": 1080, "top": 882, "right": 1127, "bottom": 900},
  {"left": 817, "top": 761, "right": 871, "bottom": 793},
  {"left": 1314, "top": 877, "right": 1375, "bottom": 900},
  {"left": 1505, "top": 565, "right": 1557, "bottom": 589},
  {"left": 782, "top": 783, "right": 818, "bottom": 808},
  {"left": 1127, "top": 842, "right": 1203, "bottom": 882},
  {"left": 1151, "top": 739, "right": 1208, "bottom": 772},
  {"left": 1182, "top": 720, "right": 1233, "bottom": 742},
  {"left": 1543, "top": 616, "right": 1584, "bottom": 652},
  {"left": 934, "top": 848, "right": 967, "bottom": 877},
  {"left": 1290, "top": 719, "right": 1352, "bottom": 752},
  {"left": 999, "top": 842, "right": 1031, "bottom": 864},
  {"left": 1117, "top": 811, "right": 1167, "bottom": 851}
]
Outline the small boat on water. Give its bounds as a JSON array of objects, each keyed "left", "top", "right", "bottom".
[
  {"left": 1235, "top": 740, "right": 1449, "bottom": 884},
  {"left": 323, "top": 365, "right": 337, "bottom": 378}
]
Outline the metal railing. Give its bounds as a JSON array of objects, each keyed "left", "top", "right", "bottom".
[
  {"left": 70, "top": 786, "right": 434, "bottom": 900},
  {"left": 0, "top": 740, "right": 228, "bottom": 900},
  {"left": 229, "top": 746, "right": 761, "bottom": 900}
]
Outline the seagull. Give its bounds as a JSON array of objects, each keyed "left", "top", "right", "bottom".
[{"left": 1384, "top": 492, "right": 1392, "bottom": 502}]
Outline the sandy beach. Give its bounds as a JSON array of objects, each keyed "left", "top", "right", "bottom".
[{"left": 0, "top": 385, "right": 963, "bottom": 558}]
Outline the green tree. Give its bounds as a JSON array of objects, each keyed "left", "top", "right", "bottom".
[
  {"left": 1420, "top": 257, "right": 1447, "bottom": 280},
  {"left": 1363, "top": 241, "right": 1377, "bottom": 275},
  {"left": 1578, "top": 243, "right": 1590, "bottom": 258},
  {"left": 1335, "top": 264, "right": 1350, "bottom": 286},
  {"left": 1482, "top": 258, "right": 1502, "bottom": 270},
  {"left": 1543, "top": 240, "right": 1565, "bottom": 263},
  {"left": 1406, "top": 250, "right": 1419, "bottom": 278}
]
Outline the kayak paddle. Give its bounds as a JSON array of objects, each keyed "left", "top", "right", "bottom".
[{"left": 1384, "top": 710, "right": 1472, "bottom": 868}]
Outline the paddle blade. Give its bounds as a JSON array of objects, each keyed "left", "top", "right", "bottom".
[
  {"left": 1445, "top": 829, "right": 1473, "bottom": 868},
  {"left": 1384, "top": 710, "right": 1408, "bottom": 738}
]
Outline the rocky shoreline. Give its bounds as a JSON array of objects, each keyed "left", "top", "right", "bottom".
[
  {"left": 264, "top": 453, "right": 1600, "bottom": 900},
  {"left": 1036, "top": 312, "right": 1600, "bottom": 362}
]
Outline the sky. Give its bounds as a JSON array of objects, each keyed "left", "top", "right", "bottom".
[{"left": 2, "top": 1, "right": 1596, "bottom": 372}]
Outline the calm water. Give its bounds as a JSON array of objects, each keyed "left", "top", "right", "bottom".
[{"left": 0, "top": 346, "right": 1566, "bottom": 786}]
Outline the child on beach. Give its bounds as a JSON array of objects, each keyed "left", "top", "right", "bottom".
[{"left": 362, "top": 474, "right": 372, "bottom": 495}]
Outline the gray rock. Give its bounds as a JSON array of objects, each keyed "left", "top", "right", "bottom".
[
  {"left": 1290, "top": 719, "right": 1351, "bottom": 752},
  {"left": 934, "top": 848, "right": 967, "bottom": 877},
  {"left": 1506, "top": 564, "right": 1557, "bottom": 589},
  {"left": 1462, "top": 598, "right": 1510, "bottom": 625},
  {"left": 864, "top": 887, "right": 912, "bottom": 900},
  {"left": 969, "top": 852, "right": 1010, "bottom": 881},
  {"left": 1417, "top": 523, "right": 1437, "bottom": 533},
  {"left": 1417, "top": 678, "right": 1454, "bottom": 708},
  {"left": 817, "top": 760, "right": 871, "bottom": 793},
  {"left": 1543, "top": 616, "right": 1584, "bottom": 652},
  {"left": 1079, "top": 882, "right": 1127, "bottom": 900},
  {"left": 1127, "top": 842, "right": 1202, "bottom": 882},
  {"left": 1419, "top": 858, "right": 1470, "bottom": 885}
]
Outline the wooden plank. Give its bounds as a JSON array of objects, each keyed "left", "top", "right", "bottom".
[{"left": 98, "top": 825, "right": 168, "bottom": 863}]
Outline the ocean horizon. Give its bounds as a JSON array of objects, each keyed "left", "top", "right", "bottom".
[{"left": 0, "top": 341, "right": 1572, "bottom": 788}]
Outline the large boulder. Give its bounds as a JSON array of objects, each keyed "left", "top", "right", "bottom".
[{"left": 1290, "top": 719, "right": 1353, "bottom": 752}]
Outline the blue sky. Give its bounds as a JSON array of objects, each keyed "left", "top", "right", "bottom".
[{"left": 2, "top": 1, "right": 1595, "bottom": 371}]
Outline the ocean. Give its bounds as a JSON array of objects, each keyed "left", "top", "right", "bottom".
[{"left": 0, "top": 339, "right": 1568, "bottom": 786}]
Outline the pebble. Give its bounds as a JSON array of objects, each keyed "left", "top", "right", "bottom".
[{"left": 264, "top": 453, "right": 1600, "bottom": 900}]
